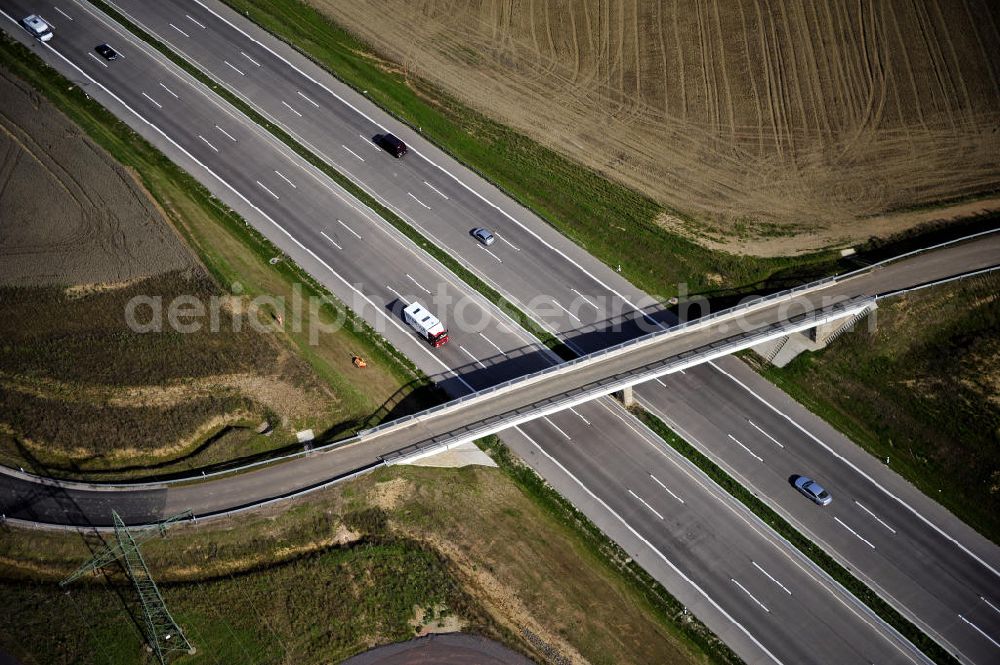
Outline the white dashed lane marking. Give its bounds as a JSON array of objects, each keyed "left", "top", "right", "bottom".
[
  {"left": 408, "top": 192, "right": 431, "bottom": 209},
  {"left": 731, "top": 578, "right": 770, "bottom": 613},
  {"left": 274, "top": 171, "right": 296, "bottom": 188},
  {"left": 854, "top": 500, "right": 897, "bottom": 535},
  {"left": 423, "top": 181, "right": 449, "bottom": 200},
  {"left": 197, "top": 135, "right": 219, "bottom": 152},
  {"left": 159, "top": 82, "right": 179, "bottom": 98},
  {"left": 628, "top": 489, "right": 664, "bottom": 520},
  {"left": 543, "top": 416, "right": 572, "bottom": 440},
  {"left": 752, "top": 561, "right": 792, "bottom": 596},
  {"left": 223, "top": 60, "right": 245, "bottom": 76},
  {"left": 215, "top": 125, "right": 237, "bottom": 142},
  {"left": 834, "top": 517, "right": 876, "bottom": 549},
  {"left": 727, "top": 434, "right": 763, "bottom": 462},
  {"left": 649, "top": 474, "right": 685, "bottom": 504},
  {"left": 240, "top": 51, "right": 261, "bottom": 67},
  {"left": 336, "top": 219, "right": 362, "bottom": 240},
  {"left": 297, "top": 90, "right": 320, "bottom": 108},
  {"left": 319, "top": 231, "right": 341, "bottom": 250},
  {"left": 255, "top": 180, "right": 279, "bottom": 200}
]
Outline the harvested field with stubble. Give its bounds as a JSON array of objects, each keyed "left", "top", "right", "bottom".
[
  {"left": 311, "top": 0, "right": 1000, "bottom": 254},
  {"left": 0, "top": 68, "right": 195, "bottom": 286},
  {"left": 0, "top": 57, "right": 412, "bottom": 478}
]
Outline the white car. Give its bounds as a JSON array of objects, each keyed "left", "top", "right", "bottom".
[{"left": 22, "top": 14, "right": 53, "bottom": 42}]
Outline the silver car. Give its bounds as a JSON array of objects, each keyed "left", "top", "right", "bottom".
[
  {"left": 794, "top": 475, "right": 832, "bottom": 506},
  {"left": 22, "top": 14, "right": 53, "bottom": 41},
  {"left": 471, "top": 227, "right": 496, "bottom": 246}
]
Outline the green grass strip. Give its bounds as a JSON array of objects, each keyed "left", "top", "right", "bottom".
[
  {"left": 0, "top": 34, "right": 426, "bottom": 429},
  {"left": 478, "top": 435, "right": 744, "bottom": 665},
  {"left": 633, "top": 407, "right": 959, "bottom": 665},
  {"left": 217, "top": 0, "right": 842, "bottom": 298},
  {"left": 41, "top": 9, "right": 966, "bottom": 660},
  {"left": 89, "top": 0, "right": 575, "bottom": 361}
]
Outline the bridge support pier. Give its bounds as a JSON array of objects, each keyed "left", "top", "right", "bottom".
[{"left": 618, "top": 385, "right": 635, "bottom": 407}]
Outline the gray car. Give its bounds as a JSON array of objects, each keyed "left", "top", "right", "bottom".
[
  {"left": 794, "top": 475, "right": 833, "bottom": 506},
  {"left": 471, "top": 227, "right": 496, "bottom": 246}
]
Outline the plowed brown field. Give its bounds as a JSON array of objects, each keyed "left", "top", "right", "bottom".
[
  {"left": 311, "top": 0, "right": 1000, "bottom": 254},
  {"left": 0, "top": 68, "right": 196, "bottom": 286}
]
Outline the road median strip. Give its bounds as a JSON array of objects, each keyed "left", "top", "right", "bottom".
[
  {"left": 16, "top": 6, "right": 967, "bottom": 662},
  {"left": 88, "top": 0, "right": 574, "bottom": 361},
  {"left": 632, "top": 406, "right": 959, "bottom": 665}
]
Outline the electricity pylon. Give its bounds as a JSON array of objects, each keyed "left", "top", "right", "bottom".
[{"left": 61, "top": 510, "right": 195, "bottom": 663}]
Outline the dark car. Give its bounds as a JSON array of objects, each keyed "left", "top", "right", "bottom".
[
  {"left": 793, "top": 475, "right": 833, "bottom": 506},
  {"left": 95, "top": 43, "right": 118, "bottom": 61},
  {"left": 374, "top": 133, "right": 407, "bottom": 158}
]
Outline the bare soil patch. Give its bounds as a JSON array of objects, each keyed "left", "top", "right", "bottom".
[
  {"left": 311, "top": 0, "right": 1000, "bottom": 254},
  {"left": 0, "top": 63, "right": 370, "bottom": 476},
  {"left": 0, "top": 465, "right": 703, "bottom": 665},
  {"left": 0, "top": 67, "right": 195, "bottom": 286}
]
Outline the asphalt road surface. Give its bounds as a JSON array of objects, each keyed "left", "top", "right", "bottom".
[{"left": 2, "top": 1, "right": 999, "bottom": 663}]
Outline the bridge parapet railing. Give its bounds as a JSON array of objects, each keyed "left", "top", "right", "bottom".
[
  {"left": 377, "top": 297, "right": 876, "bottom": 462},
  {"left": 366, "top": 228, "right": 1000, "bottom": 441},
  {"left": 361, "top": 275, "right": 852, "bottom": 439}
]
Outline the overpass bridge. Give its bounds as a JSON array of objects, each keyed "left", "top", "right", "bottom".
[
  {"left": 1, "top": 230, "right": 997, "bottom": 527},
  {"left": 370, "top": 294, "right": 875, "bottom": 464}
]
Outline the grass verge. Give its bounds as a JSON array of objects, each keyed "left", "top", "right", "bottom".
[
  {"left": 632, "top": 408, "right": 959, "bottom": 665},
  {"left": 0, "top": 34, "right": 436, "bottom": 476},
  {"left": 215, "top": 0, "right": 844, "bottom": 299},
  {"left": 89, "top": 0, "right": 573, "bottom": 360},
  {"left": 743, "top": 270, "right": 1000, "bottom": 544},
  {"left": 0, "top": 464, "right": 719, "bottom": 665},
  {"left": 478, "top": 435, "right": 741, "bottom": 665}
]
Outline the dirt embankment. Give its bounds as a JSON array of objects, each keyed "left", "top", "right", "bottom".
[
  {"left": 312, "top": 0, "right": 1000, "bottom": 255},
  {"left": 0, "top": 64, "right": 340, "bottom": 474},
  {"left": 0, "top": 67, "right": 196, "bottom": 286}
]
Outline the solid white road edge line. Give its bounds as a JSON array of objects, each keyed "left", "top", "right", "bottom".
[
  {"left": 189, "top": 0, "right": 663, "bottom": 329},
  {"left": 13, "top": 19, "right": 471, "bottom": 392},
  {"left": 514, "top": 425, "right": 786, "bottom": 665},
  {"left": 708, "top": 360, "right": 1000, "bottom": 580}
]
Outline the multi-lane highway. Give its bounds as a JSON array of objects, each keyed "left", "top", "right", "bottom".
[
  {"left": 64, "top": 2, "right": 1000, "bottom": 661},
  {"left": 2, "top": 1, "right": 998, "bottom": 663}
]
